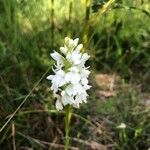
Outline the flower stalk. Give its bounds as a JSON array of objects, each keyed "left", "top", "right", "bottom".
[{"left": 65, "top": 105, "right": 72, "bottom": 150}]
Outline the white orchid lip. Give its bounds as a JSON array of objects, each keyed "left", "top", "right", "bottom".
[{"left": 47, "top": 37, "right": 91, "bottom": 110}]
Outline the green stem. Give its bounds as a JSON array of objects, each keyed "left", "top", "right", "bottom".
[
  {"left": 51, "top": 0, "right": 55, "bottom": 48},
  {"left": 65, "top": 105, "right": 72, "bottom": 150}
]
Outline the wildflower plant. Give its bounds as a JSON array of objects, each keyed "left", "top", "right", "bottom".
[
  {"left": 47, "top": 37, "right": 91, "bottom": 110},
  {"left": 47, "top": 37, "right": 91, "bottom": 149}
]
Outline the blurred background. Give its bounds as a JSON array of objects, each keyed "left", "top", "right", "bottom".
[{"left": 0, "top": 0, "right": 150, "bottom": 149}]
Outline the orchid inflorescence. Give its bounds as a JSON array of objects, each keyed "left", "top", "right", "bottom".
[{"left": 47, "top": 37, "right": 91, "bottom": 110}]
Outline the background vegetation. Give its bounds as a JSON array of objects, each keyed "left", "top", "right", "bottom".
[{"left": 0, "top": 0, "right": 149, "bottom": 149}]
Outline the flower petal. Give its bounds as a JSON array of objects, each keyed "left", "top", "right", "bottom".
[
  {"left": 60, "top": 46, "right": 68, "bottom": 54},
  {"left": 56, "top": 100, "right": 63, "bottom": 111},
  {"left": 73, "top": 38, "right": 79, "bottom": 47},
  {"left": 75, "top": 44, "right": 83, "bottom": 51},
  {"left": 81, "top": 53, "right": 90, "bottom": 63}
]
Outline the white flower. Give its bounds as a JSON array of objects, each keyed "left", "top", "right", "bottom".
[
  {"left": 65, "top": 83, "right": 86, "bottom": 96},
  {"left": 47, "top": 37, "right": 91, "bottom": 110},
  {"left": 56, "top": 100, "right": 63, "bottom": 111},
  {"left": 81, "top": 53, "right": 90, "bottom": 64},
  {"left": 75, "top": 44, "right": 83, "bottom": 51},
  {"left": 72, "top": 38, "right": 79, "bottom": 47},
  {"left": 47, "top": 69, "right": 66, "bottom": 93},
  {"left": 51, "top": 51, "right": 64, "bottom": 64},
  {"left": 50, "top": 51, "right": 64, "bottom": 70},
  {"left": 69, "top": 66, "right": 79, "bottom": 72},
  {"left": 73, "top": 93, "right": 88, "bottom": 108},
  {"left": 66, "top": 49, "right": 82, "bottom": 65},
  {"left": 60, "top": 46, "right": 68, "bottom": 54},
  {"left": 117, "top": 123, "right": 126, "bottom": 129},
  {"left": 65, "top": 67, "right": 80, "bottom": 84},
  {"left": 65, "top": 37, "right": 79, "bottom": 48},
  {"left": 61, "top": 91, "right": 75, "bottom": 106},
  {"left": 79, "top": 67, "right": 90, "bottom": 78}
]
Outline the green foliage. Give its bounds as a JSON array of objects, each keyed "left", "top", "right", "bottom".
[{"left": 83, "top": 86, "right": 150, "bottom": 149}]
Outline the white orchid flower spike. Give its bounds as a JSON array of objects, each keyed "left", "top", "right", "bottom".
[{"left": 47, "top": 37, "right": 91, "bottom": 110}]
